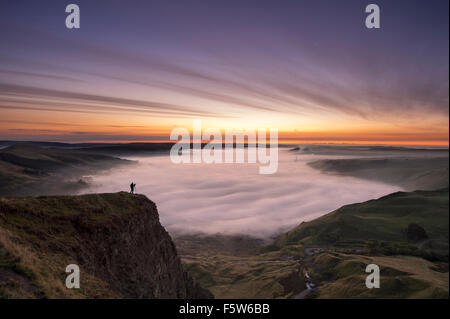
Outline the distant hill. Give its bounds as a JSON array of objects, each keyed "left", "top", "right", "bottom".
[
  {"left": 290, "top": 144, "right": 449, "bottom": 157},
  {"left": 308, "top": 157, "right": 449, "bottom": 191},
  {"left": 0, "top": 192, "right": 212, "bottom": 299},
  {"left": 0, "top": 145, "right": 131, "bottom": 196},
  {"left": 0, "top": 141, "right": 266, "bottom": 157}
]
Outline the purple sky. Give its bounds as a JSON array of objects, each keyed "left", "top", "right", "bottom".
[{"left": 0, "top": 0, "right": 448, "bottom": 144}]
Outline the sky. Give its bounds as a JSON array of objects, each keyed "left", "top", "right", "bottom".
[{"left": 0, "top": 0, "right": 448, "bottom": 145}]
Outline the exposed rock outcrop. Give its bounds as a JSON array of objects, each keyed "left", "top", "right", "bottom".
[{"left": 0, "top": 192, "right": 213, "bottom": 299}]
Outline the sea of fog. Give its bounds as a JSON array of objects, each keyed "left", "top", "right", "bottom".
[{"left": 84, "top": 149, "right": 401, "bottom": 238}]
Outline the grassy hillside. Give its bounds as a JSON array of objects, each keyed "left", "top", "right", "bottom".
[
  {"left": 306, "top": 253, "right": 448, "bottom": 299},
  {"left": 0, "top": 192, "right": 211, "bottom": 299},
  {"left": 270, "top": 189, "right": 448, "bottom": 256},
  {"left": 262, "top": 189, "right": 449, "bottom": 298},
  {"left": 181, "top": 190, "right": 449, "bottom": 299},
  {"left": 0, "top": 145, "right": 131, "bottom": 196},
  {"left": 182, "top": 254, "right": 304, "bottom": 299},
  {"left": 174, "top": 234, "right": 305, "bottom": 299}
]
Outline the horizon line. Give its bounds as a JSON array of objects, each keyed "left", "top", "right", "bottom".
[{"left": 1, "top": 139, "right": 449, "bottom": 148}]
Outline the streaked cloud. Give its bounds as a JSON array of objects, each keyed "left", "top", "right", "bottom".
[{"left": 0, "top": 0, "right": 448, "bottom": 144}]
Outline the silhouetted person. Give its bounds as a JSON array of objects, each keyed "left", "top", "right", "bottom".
[{"left": 130, "top": 182, "right": 136, "bottom": 194}]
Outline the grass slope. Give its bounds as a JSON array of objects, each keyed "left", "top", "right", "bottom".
[
  {"left": 174, "top": 234, "right": 305, "bottom": 299},
  {"left": 264, "top": 189, "right": 449, "bottom": 299},
  {"left": 0, "top": 145, "right": 131, "bottom": 196},
  {"left": 0, "top": 192, "right": 147, "bottom": 298},
  {"left": 308, "top": 253, "right": 448, "bottom": 299},
  {"left": 181, "top": 190, "right": 449, "bottom": 299},
  {"left": 270, "top": 189, "right": 448, "bottom": 256},
  {"left": 0, "top": 192, "right": 209, "bottom": 299}
]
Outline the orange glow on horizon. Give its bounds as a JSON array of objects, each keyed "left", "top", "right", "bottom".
[
  {"left": 1, "top": 109, "right": 448, "bottom": 147},
  {"left": 23, "top": 138, "right": 447, "bottom": 147}
]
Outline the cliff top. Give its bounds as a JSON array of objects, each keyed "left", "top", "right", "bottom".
[{"left": 0, "top": 192, "right": 212, "bottom": 299}]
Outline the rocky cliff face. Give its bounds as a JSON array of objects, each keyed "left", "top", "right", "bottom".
[{"left": 0, "top": 192, "right": 212, "bottom": 299}]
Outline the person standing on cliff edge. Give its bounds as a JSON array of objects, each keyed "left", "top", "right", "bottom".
[{"left": 130, "top": 182, "right": 136, "bottom": 194}]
